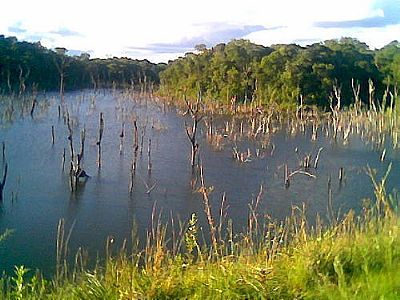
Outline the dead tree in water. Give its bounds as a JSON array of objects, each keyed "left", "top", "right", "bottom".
[
  {"left": 70, "top": 128, "right": 89, "bottom": 191},
  {"left": 62, "top": 148, "right": 66, "bottom": 171},
  {"left": 0, "top": 163, "right": 7, "bottom": 201},
  {"left": 184, "top": 94, "right": 203, "bottom": 167},
  {"left": 30, "top": 98, "right": 37, "bottom": 117},
  {"left": 96, "top": 112, "right": 104, "bottom": 168},
  {"left": 129, "top": 120, "right": 139, "bottom": 194},
  {"left": 18, "top": 65, "right": 30, "bottom": 95},
  {"left": 119, "top": 122, "right": 125, "bottom": 155},
  {"left": 54, "top": 47, "right": 68, "bottom": 101},
  {"left": 65, "top": 112, "right": 88, "bottom": 191},
  {"left": 132, "top": 120, "right": 139, "bottom": 172},
  {"left": 140, "top": 125, "right": 146, "bottom": 156},
  {"left": 147, "top": 138, "right": 152, "bottom": 173},
  {"left": 66, "top": 113, "right": 74, "bottom": 161},
  {"left": 329, "top": 84, "right": 341, "bottom": 141},
  {"left": 51, "top": 125, "right": 55, "bottom": 145},
  {"left": 1, "top": 142, "right": 5, "bottom": 162}
]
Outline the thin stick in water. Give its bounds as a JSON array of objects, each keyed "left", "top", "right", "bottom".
[
  {"left": 147, "top": 138, "right": 152, "bottom": 173},
  {"left": 51, "top": 125, "right": 55, "bottom": 145}
]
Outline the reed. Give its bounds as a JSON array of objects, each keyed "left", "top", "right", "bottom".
[
  {"left": 1, "top": 86, "right": 400, "bottom": 298},
  {"left": 0, "top": 165, "right": 399, "bottom": 298}
]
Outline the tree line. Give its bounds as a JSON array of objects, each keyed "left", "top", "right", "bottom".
[
  {"left": 1, "top": 35, "right": 399, "bottom": 108},
  {"left": 159, "top": 38, "right": 400, "bottom": 108},
  {"left": 0, "top": 35, "right": 166, "bottom": 94}
]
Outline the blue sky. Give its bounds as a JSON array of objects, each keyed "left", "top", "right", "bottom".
[{"left": 1, "top": 0, "right": 399, "bottom": 62}]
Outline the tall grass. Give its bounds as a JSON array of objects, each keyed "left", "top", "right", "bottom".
[
  {"left": 0, "top": 165, "right": 399, "bottom": 299},
  {"left": 1, "top": 87, "right": 400, "bottom": 298}
]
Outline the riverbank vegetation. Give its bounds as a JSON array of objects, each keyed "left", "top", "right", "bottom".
[
  {"left": 0, "top": 166, "right": 399, "bottom": 299},
  {"left": 0, "top": 35, "right": 165, "bottom": 94},
  {"left": 1, "top": 35, "right": 399, "bottom": 111},
  {"left": 159, "top": 38, "right": 400, "bottom": 109},
  {"left": 1, "top": 34, "right": 400, "bottom": 299}
]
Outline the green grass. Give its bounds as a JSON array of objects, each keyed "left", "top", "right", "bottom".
[
  {"left": 1, "top": 215, "right": 400, "bottom": 299},
  {"left": 1, "top": 172, "right": 400, "bottom": 299}
]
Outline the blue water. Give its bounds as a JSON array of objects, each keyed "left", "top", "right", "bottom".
[{"left": 0, "top": 90, "right": 398, "bottom": 275}]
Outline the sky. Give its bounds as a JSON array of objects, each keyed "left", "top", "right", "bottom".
[{"left": 0, "top": 0, "right": 399, "bottom": 63}]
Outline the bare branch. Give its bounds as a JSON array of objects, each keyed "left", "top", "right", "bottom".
[
  {"left": 288, "top": 169, "right": 316, "bottom": 179},
  {"left": 1, "top": 163, "right": 7, "bottom": 187}
]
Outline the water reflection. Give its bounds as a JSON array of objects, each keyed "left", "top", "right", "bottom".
[{"left": 0, "top": 90, "right": 398, "bottom": 276}]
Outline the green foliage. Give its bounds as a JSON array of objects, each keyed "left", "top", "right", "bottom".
[
  {"left": 184, "top": 213, "right": 199, "bottom": 255},
  {"left": 1, "top": 176, "right": 400, "bottom": 299},
  {"left": 375, "top": 40, "right": 400, "bottom": 86},
  {"left": 73, "top": 274, "right": 117, "bottom": 300},
  {"left": 0, "top": 35, "right": 165, "bottom": 94},
  {"left": 11, "top": 266, "right": 29, "bottom": 300},
  {"left": 2, "top": 35, "right": 398, "bottom": 109},
  {"left": 159, "top": 39, "right": 272, "bottom": 104},
  {"left": 160, "top": 38, "right": 398, "bottom": 108}
]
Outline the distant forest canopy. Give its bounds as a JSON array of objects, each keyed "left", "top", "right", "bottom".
[
  {"left": 1, "top": 35, "right": 400, "bottom": 108},
  {"left": 0, "top": 35, "right": 166, "bottom": 94},
  {"left": 159, "top": 38, "right": 400, "bottom": 108}
]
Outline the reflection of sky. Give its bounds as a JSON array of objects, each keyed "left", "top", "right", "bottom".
[
  {"left": 1, "top": 0, "right": 399, "bottom": 62},
  {"left": 0, "top": 91, "right": 396, "bottom": 276}
]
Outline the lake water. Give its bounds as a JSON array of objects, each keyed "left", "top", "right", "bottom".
[{"left": 0, "top": 90, "right": 398, "bottom": 275}]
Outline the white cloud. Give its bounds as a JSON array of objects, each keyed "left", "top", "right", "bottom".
[
  {"left": 1, "top": 0, "right": 397, "bottom": 62},
  {"left": 351, "top": 24, "right": 400, "bottom": 49}
]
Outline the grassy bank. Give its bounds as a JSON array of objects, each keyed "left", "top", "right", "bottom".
[{"left": 1, "top": 168, "right": 399, "bottom": 300}]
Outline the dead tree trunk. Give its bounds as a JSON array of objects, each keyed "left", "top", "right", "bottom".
[
  {"left": 2, "top": 141, "right": 5, "bottom": 162},
  {"left": 184, "top": 94, "right": 203, "bottom": 167},
  {"left": 329, "top": 84, "right": 341, "bottom": 141},
  {"left": 62, "top": 148, "right": 66, "bottom": 171},
  {"left": 147, "top": 138, "right": 152, "bottom": 173},
  {"left": 132, "top": 120, "right": 139, "bottom": 173},
  {"left": 0, "top": 163, "right": 8, "bottom": 201},
  {"left": 67, "top": 114, "right": 74, "bottom": 161},
  {"left": 129, "top": 121, "right": 139, "bottom": 194},
  {"left": 79, "top": 127, "right": 85, "bottom": 161},
  {"left": 69, "top": 128, "right": 88, "bottom": 191},
  {"left": 51, "top": 125, "right": 55, "bottom": 145},
  {"left": 119, "top": 123, "right": 125, "bottom": 155},
  {"left": 339, "top": 167, "right": 344, "bottom": 182},
  {"left": 6, "top": 70, "right": 12, "bottom": 94},
  {"left": 351, "top": 79, "right": 361, "bottom": 115},
  {"left": 369, "top": 79, "right": 376, "bottom": 112},
  {"left": 97, "top": 112, "right": 104, "bottom": 169},
  {"left": 74, "top": 128, "right": 87, "bottom": 187},
  {"left": 18, "top": 65, "right": 30, "bottom": 95},
  {"left": 140, "top": 126, "right": 146, "bottom": 156},
  {"left": 54, "top": 47, "right": 68, "bottom": 101},
  {"left": 284, "top": 164, "right": 290, "bottom": 188},
  {"left": 59, "top": 72, "right": 64, "bottom": 98},
  {"left": 30, "top": 98, "right": 37, "bottom": 117}
]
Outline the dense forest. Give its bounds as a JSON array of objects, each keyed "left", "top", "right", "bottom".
[
  {"left": 0, "top": 35, "right": 165, "bottom": 94},
  {"left": 159, "top": 38, "right": 400, "bottom": 108},
  {"left": 1, "top": 35, "right": 400, "bottom": 108}
]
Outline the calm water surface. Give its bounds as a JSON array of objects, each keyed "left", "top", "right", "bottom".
[{"left": 0, "top": 91, "right": 398, "bottom": 275}]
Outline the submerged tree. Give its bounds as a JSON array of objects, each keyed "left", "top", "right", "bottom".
[
  {"left": 184, "top": 94, "right": 203, "bottom": 167},
  {"left": 54, "top": 47, "right": 69, "bottom": 100},
  {"left": 0, "top": 163, "right": 7, "bottom": 201}
]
